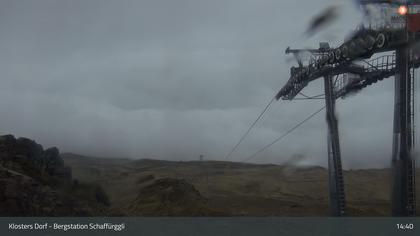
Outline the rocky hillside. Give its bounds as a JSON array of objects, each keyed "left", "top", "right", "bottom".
[
  {"left": 0, "top": 135, "right": 111, "bottom": 216},
  {"left": 3, "top": 135, "right": 416, "bottom": 217},
  {"left": 63, "top": 153, "right": 420, "bottom": 216},
  {"left": 127, "top": 178, "right": 225, "bottom": 216}
]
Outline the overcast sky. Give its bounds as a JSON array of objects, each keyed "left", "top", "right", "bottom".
[{"left": 0, "top": 0, "right": 418, "bottom": 169}]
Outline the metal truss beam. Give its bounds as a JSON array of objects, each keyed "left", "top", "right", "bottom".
[{"left": 277, "top": 29, "right": 420, "bottom": 101}]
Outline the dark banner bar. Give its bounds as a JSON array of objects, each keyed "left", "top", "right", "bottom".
[{"left": 0, "top": 217, "right": 419, "bottom": 236}]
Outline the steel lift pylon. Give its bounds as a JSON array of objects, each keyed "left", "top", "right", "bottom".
[
  {"left": 276, "top": 21, "right": 420, "bottom": 215},
  {"left": 392, "top": 45, "right": 416, "bottom": 216},
  {"left": 324, "top": 75, "right": 346, "bottom": 216}
]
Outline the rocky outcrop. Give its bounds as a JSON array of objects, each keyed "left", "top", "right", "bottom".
[
  {"left": 128, "top": 178, "right": 224, "bottom": 216},
  {"left": 0, "top": 134, "right": 110, "bottom": 216},
  {"left": 43, "top": 147, "right": 72, "bottom": 180},
  {"left": 0, "top": 135, "right": 71, "bottom": 181}
]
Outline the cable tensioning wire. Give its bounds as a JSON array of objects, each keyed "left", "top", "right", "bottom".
[
  {"left": 224, "top": 96, "right": 277, "bottom": 160},
  {"left": 240, "top": 105, "right": 326, "bottom": 163}
]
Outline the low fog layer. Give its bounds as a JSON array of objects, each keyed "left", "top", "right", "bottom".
[{"left": 0, "top": 0, "right": 418, "bottom": 169}]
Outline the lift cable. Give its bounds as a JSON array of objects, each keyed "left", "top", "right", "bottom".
[
  {"left": 239, "top": 105, "right": 326, "bottom": 163},
  {"left": 293, "top": 97, "right": 325, "bottom": 100},
  {"left": 223, "top": 96, "right": 277, "bottom": 160},
  {"left": 298, "top": 92, "right": 325, "bottom": 100},
  {"left": 298, "top": 92, "right": 311, "bottom": 98}
]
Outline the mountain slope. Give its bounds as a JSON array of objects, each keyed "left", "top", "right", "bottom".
[{"left": 62, "top": 153, "right": 420, "bottom": 216}]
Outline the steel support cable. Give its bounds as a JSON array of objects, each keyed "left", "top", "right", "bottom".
[
  {"left": 299, "top": 92, "right": 325, "bottom": 99},
  {"left": 310, "top": 94, "right": 326, "bottom": 98},
  {"left": 223, "top": 96, "right": 277, "bottom": 160},
  {"left": 299, "top": 92, "right": 311, "bottom": 98},
  {"left": 333, "top": 74, "right": 340, "bottom": 88},
  {"left": 240, "top": 105, "right": 326, "bottom": 163},
  {"left": 293, "top": 97, "right": 325, "bottom": 100}
]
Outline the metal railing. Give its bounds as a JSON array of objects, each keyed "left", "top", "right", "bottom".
[{"left": 360, "top": 53, "right": 396, "bottom": 73}]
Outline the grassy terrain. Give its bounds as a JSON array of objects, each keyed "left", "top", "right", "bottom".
[{"left": 63, "top": 153, "right": 420, "bottom": 216}]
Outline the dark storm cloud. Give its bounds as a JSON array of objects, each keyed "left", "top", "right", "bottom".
[{"left": 0, "top": 0, "right": 417, "bottom": 169}]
